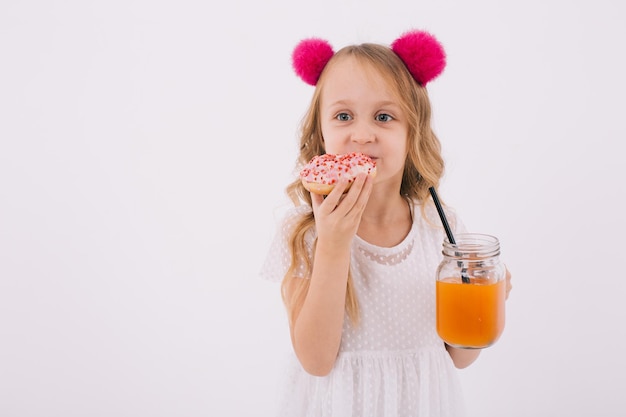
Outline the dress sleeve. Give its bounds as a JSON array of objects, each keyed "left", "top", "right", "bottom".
[{"left": 259, "top": 205, "right": 313, "bottom": 283}]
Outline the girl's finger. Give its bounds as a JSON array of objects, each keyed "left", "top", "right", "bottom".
[
  {"left": 345, "top": 174, "right": 373, "bottom": 217},
  {"left": 334, "top": 174, "right": 368, "bottom": 215},
  {"left": 311, "top": 192, "right": 325, "bottom": 212},
  {"left": 317, "top": 179, "right": 350, "bottom": 213}
]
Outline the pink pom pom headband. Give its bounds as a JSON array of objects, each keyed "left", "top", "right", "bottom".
[{"left": 292, "top": 30, "right": 446, "bottom": 87}]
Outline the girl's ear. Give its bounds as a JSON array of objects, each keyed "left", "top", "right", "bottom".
[
  {"left": 391, "top": 30, "right": 446, "bottom": 86},
  {"left": 292, "top": 38, "right": 335, "bottom": 86}
]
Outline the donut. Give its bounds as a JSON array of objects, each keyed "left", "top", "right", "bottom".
[{"left": 299, "top": 152, "right": 377, "bottom": 195}]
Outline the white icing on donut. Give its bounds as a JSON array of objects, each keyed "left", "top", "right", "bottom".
[{"left": 300, "top": 152, "right": 376, "bottom": 186}]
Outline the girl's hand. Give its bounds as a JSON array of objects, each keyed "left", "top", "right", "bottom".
[
  {"left": 311, "top": 173, "right": 373, "bottom": 249},
  {"left": 505, "top": 266, "right": 512, "bottom": 299}
]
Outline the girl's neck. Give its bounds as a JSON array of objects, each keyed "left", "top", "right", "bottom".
[
  {"left": 361, "top": 185, "right": 411, "bottom": 226},
  {"left": 358, "top": 187, "right": 413, "bottom": 247}
]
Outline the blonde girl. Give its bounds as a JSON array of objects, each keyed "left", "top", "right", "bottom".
[{"left": 261, "top": 30, "right": 511, "bottom": 417}]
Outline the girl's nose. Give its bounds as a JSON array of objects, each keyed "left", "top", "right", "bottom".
[{"left": 350, "top": 122, "right": 375, "bottom": 144}]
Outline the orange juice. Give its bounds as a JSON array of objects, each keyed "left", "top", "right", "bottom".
[{"left": 436, "top": 277, "right": 505, "bottom": 348}]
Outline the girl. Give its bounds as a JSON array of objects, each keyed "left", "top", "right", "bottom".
[{"left": 261, "top": 30, "right": 512, "bottom": 417}]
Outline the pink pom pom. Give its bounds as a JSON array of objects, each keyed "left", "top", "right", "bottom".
[
  {"left": 391, "top": 30, "right": 446, "bottom": 86},
  {"left": 292, "top": 38, "right": 335, "bottom": 86}
]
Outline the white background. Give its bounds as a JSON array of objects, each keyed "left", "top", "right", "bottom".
[{"left": 1, "top": 0, "right": 625, "bottom": 416}]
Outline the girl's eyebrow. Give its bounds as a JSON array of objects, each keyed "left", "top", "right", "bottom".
[
  {"left": 326, "top": 99, "right": 353, "bottom": 107},
  {"left": 376, "top": 101, "right": 400, "bottom": 109}
]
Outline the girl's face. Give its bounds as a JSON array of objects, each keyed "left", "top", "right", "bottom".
[{"left": 319, "top": 56, "right": 408, "bottom": 189}]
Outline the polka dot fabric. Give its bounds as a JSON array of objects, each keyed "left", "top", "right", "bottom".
[{"left": 260, "top": 201, "right": 468, "bottom": 417}]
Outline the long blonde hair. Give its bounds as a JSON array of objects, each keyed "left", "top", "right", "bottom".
[{"left": 281, "top": 43, "right": 445, "bottom": 326}]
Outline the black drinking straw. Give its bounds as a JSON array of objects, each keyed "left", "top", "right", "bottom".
[{"left": 429, "top": 187, "right": 471, "bottom": 283}]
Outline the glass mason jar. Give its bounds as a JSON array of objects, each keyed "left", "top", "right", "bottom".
[{"left": 435, "top": 233, "right": 506, "bottom": 349}]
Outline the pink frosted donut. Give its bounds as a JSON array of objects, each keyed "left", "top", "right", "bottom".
[{"left": 300, "top": 152, "right": 377, "bottom": 195}]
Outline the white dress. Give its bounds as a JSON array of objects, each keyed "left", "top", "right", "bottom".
[{"left": 260, "top": 201, "right": 468, "bottom": 417}]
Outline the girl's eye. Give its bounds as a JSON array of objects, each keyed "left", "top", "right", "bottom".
[
  {"left": 376, "top": 113, "right": 393, "bottom": 122},
  {"left": 336, "top": 113, "right": 352, "bottom": 121}
]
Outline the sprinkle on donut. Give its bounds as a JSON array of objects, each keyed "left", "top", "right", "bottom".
[{"left": 300, "top": 152, "right": 377, "bottom": 195}]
